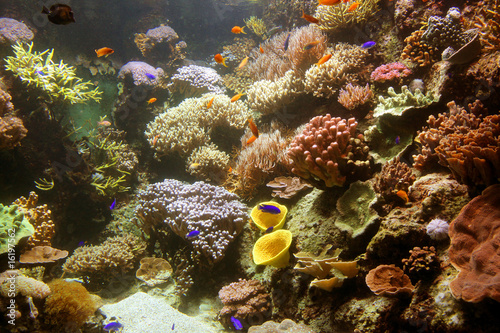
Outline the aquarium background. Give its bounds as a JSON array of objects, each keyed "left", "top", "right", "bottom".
[{"left": 0, "top": 0, "right": 499, "bottom": 332}]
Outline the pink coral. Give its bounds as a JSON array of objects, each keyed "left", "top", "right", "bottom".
[{"left": 370, "top": 62, "right": 412, "bottom": 82}]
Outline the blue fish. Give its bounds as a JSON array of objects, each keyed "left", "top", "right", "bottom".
[
  {"left": 145, "top": 73, "right": 156, "bottom": 79},
  {"left": 78, "top": 241, "right": 86, "bottom": 247},
  {"left": 284, "top": 33, "right": 291, "bottom": 51},
  {"left": 361, "top": 41, "right": 376, "bottom": 49},
  {"left": 258, "top": 204, "right": 281, "bottom": 214},
  {"left": 265, "top": 226, "right": 274, "bottom": 233},
  {"left": 109, "top": 198, "right": 116, "bottom": 210},
  {"left": 395, "top": 136, "right": 400, "bottom": 144},
  {"left": 231, "top": 316, "right": 243, "bottom": 330},
  {"left": 103, "top": 321, "right": 123, "bottom": 332},
  {"left": 186, "top": 230, "right": 200, "bottom": 238},
  {"left": 172, "top": 323, "right": 175, "bottom": 330},
  {"left": 35, "top": 70, "right": 44, "bottom": 75}
]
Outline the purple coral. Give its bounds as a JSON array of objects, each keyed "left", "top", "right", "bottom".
[
  {"left": 169, "top": 65, "right": 226, "bottom": 96},
  {"left": 0, "top": 18, "right": 34, "bottom": 45},
  {"left": 426, "top": 218, "right": 449, "bottom": 240},
  {"left": 370, "top": 62, "right": 412, "bottom": 82},
  {"left": 117, "top": 61, "right": 165, "bottom": 87},
  {"left": 145, "top": 24, "right": 179, "bottom": 43}
]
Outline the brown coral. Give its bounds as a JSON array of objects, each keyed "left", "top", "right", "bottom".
[
  {"left": 266, "top": 176, "right": 313, "bottom": 199},
  {"left": 14, "top": 192, "right": 55, "bottom": 248},
  {"left": 0, "top": 84, "right": 26, "bottom": 150},
  {"left": 136, "top": 257, "right": 173, "bottom": 287},
  {"left": 374, "top": 157, "right": 416, "bottom": 211},
  {"left": 218, "top": 279, "right": 271, "bottom": 330},
  {"left": 401, "top": 246, "right": 440, "bottom": 280},
  {"left": 401, "top": 30, "right": 440, "bottom": 67},
  {"left": 365, "top": 264, "right": 414, "bottom": 297},
  {"left": 19, "top": 246, "right": 68, "bottom": 264},
  {"left": 448, "top": 184, "right": 500, "bottom": 303}
]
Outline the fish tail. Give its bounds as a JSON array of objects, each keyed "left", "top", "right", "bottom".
[
  {"left": 241, "top": 26, "right": 247, "bottom": 34},
  {"left": 42, "top": 6, "right": 49, "bottom": 14},
  {"left": 222, "top": 58, "right": 228, "bottom": 67}
]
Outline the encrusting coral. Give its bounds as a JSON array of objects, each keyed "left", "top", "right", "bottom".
[
  {"left": 0, "top": 204, "right": 34, "bottom": 255},
  {"left": 4, "top": 42, "right": 102, "bottom": 104},
  {"left": 218, "top": 279, "right": 271, "bottom": 330},
  {"left": 19, "top": 246, "right": 68, "bottom": 264},
  {"left": 287, "top": 114, "right": 373, "bottom": 188},
  {"left": 314, "top": 0, "right": 381, "bottom": 33},
  {"left": 373, "top": 85, "right": 439, "bottom": 118}
]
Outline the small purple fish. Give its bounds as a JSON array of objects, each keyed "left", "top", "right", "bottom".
[
  {"left": 78, "top": 241, "right": 86, "bottom": 247},
  {"left": 231, "top": 316, "right": 243, "bottom": 330},
  {"left": 284, "top": 33, "right": 291, "bottom": 51},
  {"left": 145, "top": 73, "right": 156, "bottom": 79},
  {"left": 258, "top": 204, "right": 281, "bottom": 214},
  {"left": 265, "top": 226, "right": 274, "bottom": 233},
  {"left": 395, "top": 136, "right": 400, "bottom": 144},
  {"left": 186, "top": 230, "right": 200, "bottom": 238},
  {"left": 172, "top": 323, "right": 175, "bottom": 330},
  {"left": 109, "top": 198, "right": 116, "bottom": 210},
  {"left": 35, "top": 70, "right": 44, "bottom": 75},
  {"left": 103, "top": 321, "right": 123, "bottom": 332},
  {"left": 361, "top": 41, "right": 376, "bottom": 49}
]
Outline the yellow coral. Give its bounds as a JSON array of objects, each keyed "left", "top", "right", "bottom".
[
  {"left": 244, "top": 16, "right": 267, "bottom": 39},
  {"left": 253, "top": 229, "right": 292, "bottom": 268},
  {"left": 250, "top": 201, "right": 288, "bottom": 231},
  {"left": 315, "top": 0, "right": 381, "bottom": 32}
]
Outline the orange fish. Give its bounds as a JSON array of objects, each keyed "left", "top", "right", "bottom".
[
  {"left": 301, "top": 10, "right": 319, "bottom": 24},
  {"left": 207, "top": 97, "right": 215, "bottom": 108},
  {"left": 238, "top": 56, "right": 249, "bottom": 69},
  {"left": 231, "top": 92, "right": 245, "bottom": 102},
  {"left": 259, "top": 46, "right": 264, "bottom": 53},
  {"left": 97, "top": 120, "right": 111, "bottom": 127},
  {"left": 246, "top": 135, "right": 257, "bottom": 144},
  {"left": 348, "top": 2, "right": 359, "bottom": 12},
  {"left": 152, "top": 134, "right": 160, "bottom": 146},
  {"left": 396, "top": 190, "right": 409, "bottom": 204},
  {"left": 95, "top": 47, "right": 114, "bottom": 57},
  {"left": 231, "top": 26, "right": 246, "bottom": 34},
  {"left": 318, "top": 0, "right": 342, "bottom": 5},
  {"left": 316, "top": 54, "right": 332, "bottom": 66},
  {"left": 214, "top": 53, "right": 227, "bottom": 67},
  {"left": 248, "top": 118, "right": 259, "bottom": 138},
  {"left": 147, "top": 98, "right": 157, "bottom": 104},
  {"left": 228, "top": 166, "right": 233, "bottom": 173}
]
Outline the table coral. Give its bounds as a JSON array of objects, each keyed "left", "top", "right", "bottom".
[
  {"left": 218, "top": 279, "right": 271, "bottom": 330},
  {"left": 314, "top": 0, "right": 381, "bottom": 33},
  {"left": 365, "top": 264, "right": 414, "bottom": 297},
  {"left": 287, "top": 114, "right": 373, "bottom": 188},
  {"left": 448, "top": 184, "right": 500, "bottom": 303},
  {"left": 168, "top": 65, "right": 226, "bottom": 98},
  {"left": 0, "top": 18, "right": 34, "bottom": 45}
]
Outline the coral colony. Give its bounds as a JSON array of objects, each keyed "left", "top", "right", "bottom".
[{"left": 1, "top": 0, "right": 500, "bottom": 332}]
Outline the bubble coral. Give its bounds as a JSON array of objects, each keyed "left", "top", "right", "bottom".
[{"left": 425, "top": 218, "right": 449, "bottom": 241}]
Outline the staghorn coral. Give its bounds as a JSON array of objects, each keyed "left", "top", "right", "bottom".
[
  {"left": 373, "top": 85, "right": 439, "bottom": 118},
  {"left": 287, "top": 115, "right": 373, "bottom": 188},
  {"left": 14, "top": 192, "right": 55, "bottom": 248},
  {"left": 365, "top": 264, "right": 414, "bottom": 297},
  {"left": 370, "top": 62, "right": 412, "bottom": 83},
  {"left": 314, "top": 0, "right": 381, "bottom": 33},
  {"left": 186, "top": 143, "right": 230, "bottom": 184},
  {"left": 228, "top": 129, "right": 290, "bottom": 199},
  {"left": 62, "top": 235, "right": 146, "bottom": 283},
  {"left": 136, "top": 257, "right": 173, "bottom": 287},
  {"left": 145, "top": 93, "right": 250, "bottom": 158},
  {"left": 266, "top": 176, "right": 313, "bottom": 199},
  {"left": 448, "top": 184, "right": 500, "bottom": 302},
  {"left": 337, "top": 83, "right": 374, "bottom": 112},
  {"left": 401, "top": 30, "right": 439, "bottom": 67},
  {"left": 168, "top": 65, "right": 226, "bottom": 97},
  {"left": 246, "top": 26, "right": 327, "bottom": 81},
  {"left": 19, "top": 246, "right": 68, "bottom": 264},
  {"left": 402, "top": 246, "right": 440, "bottom": 280},
  {"left": 0, "top": 18, "right": 34, "bottom": 45},
  {"left": 135, "top": 179, "right": 248, "bottom": 264},
  {"left": 413, "top": 100, "right": 500, "bottom": 188},
  {"left": 4, "top": 42, "right": 102, "bottom": 104},
  {"left": 304, "top": 43, "right": 370, "bottom": 98},
  {"left": 218, "top": 279, "right": 271, "bottom": 330},
  {"left": 246, "top": 70, "right": 303, "bottom": 115}
]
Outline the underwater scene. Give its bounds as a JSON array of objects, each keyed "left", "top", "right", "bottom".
[{"left": 0, "top": 0, "right": 499, "bottom": 332}]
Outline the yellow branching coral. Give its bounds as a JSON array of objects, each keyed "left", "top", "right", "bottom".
[
  {"left": 4, "top": 42, "right": 102, "bottom": 104},
  {"left": 244, "top": 16, "right": 267, "bottom": 39},
  {"left": 315, "top": 0, "right": 381, "bottom": 32}
]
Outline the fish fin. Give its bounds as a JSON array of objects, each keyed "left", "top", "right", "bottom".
[
  {"left": 42, "top": 6, "right": 50, "bottom": 14},
  {"left": 222, "top": 58, "right": 228, "bottom": 67},
  {"left": 241, "top": 26, "right": 246, "bottom": 34}
]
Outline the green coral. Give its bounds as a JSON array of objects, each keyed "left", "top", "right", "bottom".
[
  {"left": 0, "top": 204, "right": 34, "bottom": 255},
  {"left": 4, "top": 42, "right": 102, "bottom": 104},
  {"left": 373, "top": 85, "right": 439, "bottom": 118}
]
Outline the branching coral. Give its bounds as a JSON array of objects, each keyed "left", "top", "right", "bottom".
[
  {"left": 14, "top": 192, "right": 55, "bottom": 248},
  {"left": 304, "top": 43, "right": 370, "bottom": 98},
  {"left": 473, "top": 1, "right": 500, "bottom": 53},
  {"left": 314, "top": 0, "right": 381, "bottom": 33},
  {"left": 402, "top": 246, "right": 440, "bottom": 280},
  {"left": 401, "top": 30, "right": 440, "bottom": 67},
  {"left": 374, "top": 156, "right": 415, "bottom": 209},
  {"left": 4, "top": 42, "right": 102, "bottom": 104},
  {"left": 287, "top": 115, "right": 373, "bottom": 188}
]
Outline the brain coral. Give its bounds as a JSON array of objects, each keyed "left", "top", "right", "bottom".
[{"left": 448, "top": 184, "right": 500, "bottom": 303}]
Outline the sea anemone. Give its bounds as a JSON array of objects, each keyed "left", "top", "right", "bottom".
[{"left": 426, "top": 218, "right": 449, "bottom": 240}]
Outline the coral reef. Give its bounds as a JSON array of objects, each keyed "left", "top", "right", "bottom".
[
  {"left": 218, "top": 279, "right": 271, "bottom": 330},
  {"left": 365, "top": 264, "right": 414, "bottom": 297},
  {"left": 4, "top": 42, "right": 102, "bottom": 104},
  {"left": 401, "top": 30, "right": 439, "bottom": 67},
  {"left": 134, "top": 24, "right": 187, "bottom": 66},
  {"left": 136, "top": 257, "right": 173, "bottom": 287},
  {"left": 370, "top": 62, "right": 412, "bottom": 83},
  {"left": 373, "top": 85, "right": 439, "bottom": 118},
  {"left": 168, "top": 65, "right": 226, "bottom": 98},
  {"left": 253, "top": 229, "right": 293, "bottom": 268},
  {"left": 448, "top": 184, "right": 500, "bottom": 303},
  {"left": 186, "top": 143, "right": 230, "bottom": 184},
  {"left": 244, "top": 16, "right": 267, "bottom": 39},
  {"left": 0, "top": 86, "right": 26, "bottom": 150},
  {"left": 337, "top": 83, "right": 373, "bottom": 115},
  {"left": 44, "top": 279, "right": 101, "bottom": 328},
  {"left": 135, "top": 179, "right": 248, "bottom": 264},
  {"left": 425, "top": 218, "right": 449, "bottom": 241},
  {"left": 413, "top": 100, "right": 500, "bottom": 188},
  {"left": 19, "top": 246, "right": 68, "bottom": 264},
  {"left": 287, "top": 115, "right": 373, "bottom": 188},
  {"left": 62, "top": 235, "right": 147, "bottom": 283},
  {"left": 14, "top": 192, "right": 55, "bottom": 248},
  {"left": 314, "top": 0, "right": 381, "bottom": 33},
  {"left": 249, "top": 319, "right": 315, "bottom": 333},
  {"left": 304, "top": 43, "right": 370, "bottom": 98},
  {"left": 117, "top": 61, "right": 167, "bottom": 88},
  {"left": 0, "top": 204, "right": 34, "bottom": 255},
  {"left": 266, "top": 176, "right": 313, "bottom": 199},
  {"left": 401, "top": 246, "right": 440, "bottom": 280},
  {"left": 0, "top": 18, "right": 33, "bottom": 45}
]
